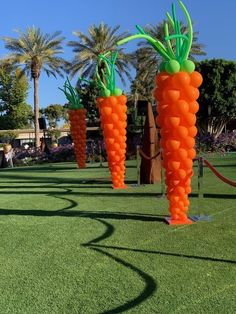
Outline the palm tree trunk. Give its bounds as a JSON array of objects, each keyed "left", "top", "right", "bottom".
[{"left": 33, "top": 77, "right": 40, "bottom": 147}]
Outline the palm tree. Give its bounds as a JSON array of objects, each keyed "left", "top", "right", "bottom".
[
  {"left": 67, "top": 22, "right": 134, "bottom": 85},
  {"left": 2, "top": 27, "right": 65, "bottom": 147},
  {"left": 135, "top": 21, "right": 206, "bottom": 84}
]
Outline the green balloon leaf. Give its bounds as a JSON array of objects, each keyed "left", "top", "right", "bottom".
[
  {"left": 180, "top": 59, "right": 195, "bottom": 73},
  {"left": 102, "top": 88, "right": 111, "bottom": 97},
  {"left": 165, "top": 59, "right": 180, "bottom": 74},
  {"left": 112, "top": 88, "right": 122, "bottom": 96}
]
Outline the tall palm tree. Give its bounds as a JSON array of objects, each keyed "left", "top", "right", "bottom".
[
  {"left": 67, "top": 22, "right": 134, "bottom": 85},
  {"left": 135, "top": 21, "right": 206, "bottom": 84},
  {"left": 2, "top": 27, "right": 65, "bottom": 147}
]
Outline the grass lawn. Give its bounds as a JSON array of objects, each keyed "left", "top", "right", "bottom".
[{"left": 0, "top": 154, "right": 235, "bottom": 313}]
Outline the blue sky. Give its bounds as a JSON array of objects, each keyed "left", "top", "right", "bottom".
[{"left": 1, "top": 0, "right": 236, "bottom": 109}]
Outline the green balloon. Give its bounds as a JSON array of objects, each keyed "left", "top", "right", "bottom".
[
  {"left": 112, "top": 88, "right": 122, "bottom": 96},
  {"left": 180, "top": 60, "right": 195, "bottom": 73},
  {"left": 102, "top": 88, "right": 111, "bottom": 97},
  {"left": 165, "top": 60, "right": 180, "bottom": 74}
]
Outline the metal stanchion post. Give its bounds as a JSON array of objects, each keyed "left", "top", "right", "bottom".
[
  {"left": 91, "top": 140, "right": 95, "bottom": 163},
  {"left": 160, "top": 151, "right": 166, "bottom": 198},
  {"left": 198, "top": 156, "right": 204, "bottom": 216},
  {"left": 157, "top": 151, "right": 166, "bottom": 198},
  {"left": 98, "top": 141, "right": 103, "bottom": 167},
  {"left": 136, "top": 145, "right": 141, "bottom": 186},
  {"left": 190, "top": 157, "right": 211, "bottom": 222}
]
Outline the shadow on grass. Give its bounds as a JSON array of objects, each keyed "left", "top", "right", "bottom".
[
  {"left": 81, "top": 217, "right": 157, "bottom": 313},
  {"left": 88, "top": 243, "right": 236, "bottom": 265},
  {"left": 204, "top": 164, "right": 236, "bottom": 168},
  {"left": 190, "top": 193, "right": 236, "bottom": 199},
  {"left": 0, "top": 208, "right": 165, "bottom": 222},
  {"left": 0, "top": 171, "right": 138, "bottom": 186},
  {"left": 91, "top": 246, "right": 157, "bottom": 314},
  {"left": 0, "top": 188, "right": 235, "bottom": 199}
]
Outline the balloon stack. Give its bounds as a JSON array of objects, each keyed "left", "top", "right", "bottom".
[
  {"left": 59, "top": 78, "right": 87, "bottom": 169},
  {"left": 117, "top": 1, "right": 203, "bottom": 224},
  {"left": 96, "top": 52, "right": 127, "bottom": 189}
]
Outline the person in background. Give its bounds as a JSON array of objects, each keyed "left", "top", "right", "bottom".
[{"left": 3, "top": 144, "right": 14, "bottom": 167}]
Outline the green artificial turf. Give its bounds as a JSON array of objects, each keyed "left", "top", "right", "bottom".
[{"left": 0, "top": 154, "right": 235, "bottom": 313}]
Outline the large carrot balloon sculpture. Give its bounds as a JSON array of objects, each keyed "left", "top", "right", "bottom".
[
  {"left": 59, "top": 79, "right": 87, "bottom": 168},
  {"left": 118, "top": 1, "right": 203, "bottom": 224},
  {"left": 96, "top": 51, "right": 127, "bottom": 189}
]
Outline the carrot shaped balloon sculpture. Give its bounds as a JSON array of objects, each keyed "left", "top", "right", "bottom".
[
  {"left": 96, "top": 51, "right": 127, "bottom": 189},
  {"left": 59, "top": 78, "right": 87, "bottom": 168},
  {"left": 118, "top": 1, "right": 203, "bottom": 223}
]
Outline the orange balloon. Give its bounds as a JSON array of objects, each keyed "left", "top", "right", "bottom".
[
  {"left": 188, "top": 126, "right": 198, "bottom": 137},
  {"left": 182, "top": 86, "right": 200, "bottom": 101},
  {"left": 175, "top": 148, "right": 188, "bottom": 160},
  {"left": 183, "top": 136, "right": 195, "bottom": 149},
  {"left": 106, "top": 138, "right": 115, "bottom": 145},
  {"left": 172, "top": 71, "right": 191, "bottom": 88},
  {"left": 155, "top": 72, "right": 170, "bottom": 87},
  {"left": 183, "top": 199, "right": 190, "bottom": 207},
  {"left": 168, "top": 160, "right": 181, "bottom": 171},
  {"left": 156, "top": 115, "right": 164, "bottom": 128},
  {"left": 165, "top": 116, "right": 180, "bottom": 128},
  {"left": 190, "top": 71, "right": 203, "bottom": 88},
  {"left": 120, "top": 129, "right": 126, "bottom": 136},
  {"left": 153, "top": 89, "right": 163, "bottom": 101},
  {"left": 166, "top": 140, "right": 181, "bottom": 151},
  {"left": 188, "top": 148, "right": 196, "bottom": 159},
  {"left": 173, "top": 100, "right": 189, "bottom": 115},
  {"left": 174, "top": 126, "right": 188, "bottom": 138},
  {"left": 111, "top": 113, "right": 119, "bottom": 122},
  {"left": 183, "top": 113, "right": 196, "bottom": 126},
  {"left": 189, "top": 101, "right": 199, "bottom": 114},
  {"left": 112, "top": 143, "right": 120, "bottom": 151},
  {"left": 175, "top": 186, "right": 185, "bottom": 196},
  {"left": 108, "top": 96, "right": 118, "bottom": 106},
  {"left": 185, "top": 186, "right": 192, "bottom": 194},
  {"left": 117, "top": 95, "right": 127, "bottom": 106},
  {"left": 163, "top": 89, "right": 180, "bottom": 102},
  {"left": 104, "top": 124, "right": 113, "bottom": 132},
  {"left": 177, "top": 169, "right": 187, "bottom": 179},
  {"left": 181, "top": 158, "right": 193, "bottom": 169}
]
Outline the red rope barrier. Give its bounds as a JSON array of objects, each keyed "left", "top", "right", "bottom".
[
  {"left": 203, "top": 158, "right": 236, "bottom": 187},
  {"left": 138, "top": 148, "right": 160, "bottom": 161}
]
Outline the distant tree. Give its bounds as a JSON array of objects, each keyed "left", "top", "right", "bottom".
[
  {"left": 0, "top": 63, "right": 33, "bottom": 129},
  {"left": 77, "top": 81, "right": 100, "bottom": 125},
  {"left": 47, "top": 128, "right": 61, "bottom": 144},
  {"left": 3, "top": 27, "right": 65, "bottom": 147},
  {"left": 67, "top": 23, "right": 134, "bottom": 85},
  {"left": 130, "top": 48, "right": 155, "bottom": 103},
  {"left": 41, "top": 104, "right": 66, "bottom": 128},
  {"left": 196, "top": 59, "right": 236, "bottom": 137},
  {"left": 0, "top": 130, "right": 18, "bottom": 144}
]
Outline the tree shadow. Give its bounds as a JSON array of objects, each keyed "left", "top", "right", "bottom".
[
  {"left": 190, "top": 193, "right": 236, "bottom": 199},
  {"left": 91, "top": 246, "right": 157, "bottom": 314},
  {"left": 0, "top": 207, "right": 166, "bottom": 223},
  {"left": 88, "top": 243, "right": 236, "bottom": 265},
  {"left": 81, "top": 217, "right": 157, "bottom": 313}
]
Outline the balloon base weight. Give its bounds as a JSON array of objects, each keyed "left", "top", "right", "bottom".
[
  {"left": 165, "top": 216, "right": 193, "bottom": 225},
  {"left": 113, "top": 185, "right": 128, "bottom": 189},
  {"left": 190, "top": 215, "right": 212, "bottom": 222}
]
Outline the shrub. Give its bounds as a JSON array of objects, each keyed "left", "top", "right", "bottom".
[
  {"left": 196, "top": 131, "right": 236, "bottom": 154},
  {"left": 13, "top": 147, "right": 48, "bottom": 166}
]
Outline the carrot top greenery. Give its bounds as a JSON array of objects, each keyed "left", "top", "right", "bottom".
[
  {"left": 95, "top": 51, "right": 122, "bottom": 97},
  {"left": 117, "top": 0, "right": 195, "bottom": 74},
  {"left": 59, "top": 78, "right": 84, "bottom": 110}
]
